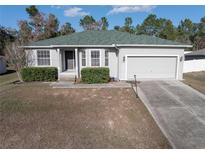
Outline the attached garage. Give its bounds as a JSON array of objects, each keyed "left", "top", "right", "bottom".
[{"left": 126, "top": 55, "right": 178, "bottom": 80}]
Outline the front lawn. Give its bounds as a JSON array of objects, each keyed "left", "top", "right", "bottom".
[
  {"left": 0, "top": 83, "right": 171, "bottom": 148},
  {"left": 183, "top": 71, "right": 205, "bottom": 95}
]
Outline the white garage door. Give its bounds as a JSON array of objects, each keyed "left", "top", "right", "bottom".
[{"left": 127, "top": 56, "right": 177, "bottom": 80}]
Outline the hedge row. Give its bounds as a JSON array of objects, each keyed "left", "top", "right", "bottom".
[
  {"left": 81, "top": 67, "right": 109, "bottom": 84},
  {"left": 21, "top": 67, "right": 58, "bottom": 82}
]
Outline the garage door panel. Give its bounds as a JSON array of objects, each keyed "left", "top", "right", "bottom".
[{"left": 127, "top": 56, "right": 177, "bottom": 80}]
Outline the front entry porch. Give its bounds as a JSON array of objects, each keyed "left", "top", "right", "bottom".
[
  {"left": 65, "top": 51, "right": 75, "bottom": 71},
  {"left": 59, "top": 49, "right": 79, "bottom": 81}
]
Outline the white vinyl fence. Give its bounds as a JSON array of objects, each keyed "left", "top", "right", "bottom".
[{"left": 183, "top": 59, "right": 205, "bottom": 73}]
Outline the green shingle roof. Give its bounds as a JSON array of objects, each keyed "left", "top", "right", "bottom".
[{"left": 29, "top": 30, "right": 188, "bottom": 46}]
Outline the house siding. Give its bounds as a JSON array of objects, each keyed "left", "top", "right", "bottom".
[
  {"left": 26, "top": 49, "right": 36, "bottom": 66},
  {"left": 79, "top": 48, "right": 118, "bottom": 79},
  {"left": 26, "top": 47, "right": 184, "bottom": 80},
  {"left": 108, "top": 49, "right": 118, "bottom": 79},
  {"left": 26, "top": 49, "right": 61, "bottom": 75}
]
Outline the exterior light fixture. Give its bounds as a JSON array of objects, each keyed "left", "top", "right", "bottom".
[
  {"left": 180, "top": 56, "right": 183, "bottom": 62},
  {"left": 123, "top": 56, "right": 125, "bottom": 62}
]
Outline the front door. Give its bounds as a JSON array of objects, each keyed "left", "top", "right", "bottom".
[{"left": 65, "top": 51, "right": 75, "bottom": 70}]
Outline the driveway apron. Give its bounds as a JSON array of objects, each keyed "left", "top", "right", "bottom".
[{"left": 137, "top": 80, "right": 205, "bottom": 148}]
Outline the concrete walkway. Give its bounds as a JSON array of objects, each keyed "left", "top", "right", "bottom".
[
  {"left": 137, "top": 80, "right": 205, "bottom": 148},
  {"left": 50, "top": 81, "right": 131, "bottom": 89}
]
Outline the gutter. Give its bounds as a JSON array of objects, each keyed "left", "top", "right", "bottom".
[
  {"left": 115, "top": 44, "right": 193, "bottom": 48},
  {"left": 21, "top": 44, "right": 192, "bottom": 49},
  {"left": 20, "top": 46, "right": 53, "bottom": 49},
  {"left": 22, "top": 45, "right": 115, "bottom": 49}
]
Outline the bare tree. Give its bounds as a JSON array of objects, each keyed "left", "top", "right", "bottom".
[
  {"left": 18, "top": 20, "right": 32, "bottom": 44},
  {"left": 44, "top": 13, "right": 59, "bottom": 39},
  {"left": 90, "top": 20, "right": 103, "bottom": 31},
  {"left": 193, "top": 36, "right": 205, "bottom": 50},
  {"left": 5, "top": 41, "right": 27, "bottom": 82}
]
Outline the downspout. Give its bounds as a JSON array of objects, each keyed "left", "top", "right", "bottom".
[{"left": 113, "top": 44, "right": 120, "bottom": 81}]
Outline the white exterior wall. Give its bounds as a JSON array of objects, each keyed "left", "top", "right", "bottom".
[
  {"left": 108, "top": 49, "right": 118, "bottom": 78},
  {"left": 0, "top": 56, "right": 6, "bottom": 74},
  {"left": 79, "top": 48, "right": 118, "bottom": 78},
  {"left": 26, "top": 49, "right": 61, "bottom": 75},
  {"left": 26, "top": 49, "right": 36, "bottom": 66},
  {"left": 183, "top": 59, "right": 205, "bottom": 73},
  {"left": 118, "top": 47, "right": 184, "bottom": 80},
  {"left": 26, "top": 47, "right": 185, "bottom": 80}
]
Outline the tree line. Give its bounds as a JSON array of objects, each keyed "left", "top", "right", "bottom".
[
  {"left": 114, "top": 15, "right": 205, "bottom": 50},
  {"left": 1, "top": 5, "right": 205, "bottom": 56}
]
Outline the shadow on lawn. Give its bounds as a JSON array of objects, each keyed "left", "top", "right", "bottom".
[
  {"left": 0, "top": 69, "right": 20, "bottom": 86},
  {"left": 0, "top": 69, "right": 16, "bottom": 76}
]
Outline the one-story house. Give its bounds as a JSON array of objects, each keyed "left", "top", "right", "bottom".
[{"left": 23, "top": 30, "right": 191, "bottom": 80}]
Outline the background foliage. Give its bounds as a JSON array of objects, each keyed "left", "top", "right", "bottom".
[{"left": 1, "top": 5, "right": 205, "bottom": 56}]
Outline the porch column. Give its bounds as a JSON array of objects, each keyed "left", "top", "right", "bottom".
[
  {"left": 75, "top": 48, "right": 79, "bottom": 78},
  {"left": 57, "top": 48, "right": 61, "bottom": 77}
]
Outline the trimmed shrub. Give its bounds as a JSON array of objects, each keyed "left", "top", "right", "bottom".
[
  {"left": 21, "top": 67, "right": 58, "bottom": 82},
  {"left": 81, "top": 67, "right": 110, "bottom": 84}
]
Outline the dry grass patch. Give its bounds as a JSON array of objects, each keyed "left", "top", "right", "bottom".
[
  {"left": 0, "top": 83, "right": 171, "bottom": 148},
  {"left": 183, "top": 71, "right": 205, "bottom": 95}
]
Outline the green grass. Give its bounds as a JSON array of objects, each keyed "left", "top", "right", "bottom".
[{"left": 0, "top": 69, "right": 18, "bottom": 86}]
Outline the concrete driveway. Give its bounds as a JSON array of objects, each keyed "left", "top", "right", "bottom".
[{"left": 137, "top": 80, "right": 205, "bottom": 148}]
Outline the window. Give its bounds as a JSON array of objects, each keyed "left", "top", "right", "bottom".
[
  {"left": 91, "top": 50, "right": 100, "bottom": 66},
  {"left": 105, "top": 50, "right": 109, "bottom": 66},
  {"left": 37, "top": 50, "right": 50, "bottom": 66},
  {"left": 82, "top": 51, "right": 86, "bottom": 66}
]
